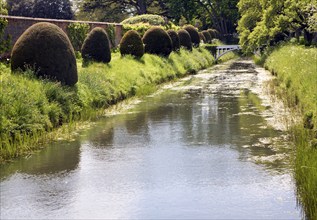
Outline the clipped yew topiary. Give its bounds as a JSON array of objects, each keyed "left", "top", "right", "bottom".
[
  {"left": 11, "top": 22, "right": 78, "bottom": 86},
  {"left": 199, "top": 32, "right": 206, "bottom": 43},
  {"left": 81, "top": 27, "right": 111, "bottom": 63},
  {"left": 167, "top": 29, "right": 180, "bottom": 51},
  {"left": 120, "top": 30, "right": 144, "bottom": 58},
  {"left": 183, "top": 25, "right": 200, "bottom": 47},
  {"left": 178, "top": 29, "right": 192, "bottom": 51},
  {"left": 202, "top": 30, "right": 212, "bottom": 43},
  {"left": 142, "top": 27, "right": 172, "bottom": 57},
  {"left": 208, "top": 28, "right": 219, "bottom": 39}
]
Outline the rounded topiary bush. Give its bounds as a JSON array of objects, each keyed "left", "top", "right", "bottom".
[
  {"left": 202, "top": 30, "right": 212, "bottom": 43},
  {"left": 120, "top": 30, "right": 144, "bottom": 58},
  {"left": 167, "top": 29, "right": 180, "bottom": 51},
  {"left": 142, "top": 27, "right": 172, "bottom": 57},
  {"left": 11, "top": 22, "right": 78, "bottom": 86},
  {"left": 81, "top": 27, "right": 111, "bottom": 63},
  {"left": 208, "top": 28, "right": 219, "bottom": 39},
  {"left": 199, "top": 32, "right": 206, "bottom": 43},
  {"left": 178, "top": 29, "right": 192, "bottom": 51},
  {"left": 183, "top": 25, "right": 200, "bottom": 47}
]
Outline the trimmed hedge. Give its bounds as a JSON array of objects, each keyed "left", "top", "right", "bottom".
[
  {"left": 120, "top": 30, "right": 144, "bottom": 58},
  {"left": 178, "top": 29, "right": 192, "bottom": 51},
  {"left": 11, "top": 22, "right": 78, "bottom": 86},
  {"left": 121, "top": 14, "right": 166, "bottom": 26},
  {"left": 208, "top": 28, "right": 219, "bottom": 39},
  {"left": 199, "top": 32, "right": 206, "bottom": 43},
  {"left": 81, "top": 27, "right": 111, "bottom": 64},
  {"left": 167, "top": 29, "right": 180, "bottom": 51},
  {"left": 142, "top": 27, "right": 172, "bottom": 57},
  {"left": 202, "top": 30, "right": 212, "bottom": 43},
  {"left": 184, "top": 25, "right": 200, "bottom": 47}
]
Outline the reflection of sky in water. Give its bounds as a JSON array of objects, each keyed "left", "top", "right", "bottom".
[{"left": 0, "top": 74, "right": 301, "bottom": 219}]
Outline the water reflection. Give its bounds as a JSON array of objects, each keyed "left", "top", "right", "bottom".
[{"left": 0, "top": 63, "right": 300, "bottom": 218}]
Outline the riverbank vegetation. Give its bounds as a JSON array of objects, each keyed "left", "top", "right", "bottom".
[
  {"left": 0, "top": 47, "right": 217, "bottom": 163},
  {"left": 258, "top": 43, "right": 317, "bottom": 219}
]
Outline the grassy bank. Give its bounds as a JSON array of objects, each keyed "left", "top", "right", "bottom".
[
  {"left": 0, "top": 48, "right": 218, "bottom": 163},
  {"left": 261, "top": 44, "right": 317, "bottom": 219}
]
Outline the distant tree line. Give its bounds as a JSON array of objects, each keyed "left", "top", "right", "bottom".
[
  {"left": 2, "top": 0, "right": 240, "bottom": 36},
  {"left": 6, "top": 0, "right": 74, "bottom": 20}
]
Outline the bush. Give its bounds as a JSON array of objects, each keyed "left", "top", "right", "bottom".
[
  {"left": 11, "top": 22, "right": 78, "bottom": 86},
  {"left": 142, "top": 27, "right": 172, "bottom": 57},
  {"left": 183, "top": 25, "right": 200, "bottom": 47},
  {"left": 208, "top": 28, "right": 219, "bottom": 39},
  {"left": 120, "top": 30, "right": 144, "bottom": 58},
  {"left": 202, "top": 30, "right": 212, "bottom": 43},
  {"left": 81, "top": 27, "right": 111, "bottom": 64},
  {"left": 178, "top": 29, "right": 192, "bottom": 51},
  {"left": 167, "top": 29, "right": 180, "bottom": 51},
  {"left": 0, "top": 0, "right": 10, "bottom": 55},
  {"left": 121, "top": 14, "right": 167, "bottom": 26},
  {"left": 199, "top": 32, "right": 206, "bottom": 43},
  {"left": 67, "top": 22, "right": 90, "bottom": 51}
]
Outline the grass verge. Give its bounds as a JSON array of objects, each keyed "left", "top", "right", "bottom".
[
  {"left": 260, "top": 44, "right": 317, "bottom": 219},
  {"left": 0, "top": 47, "right": 215, "bottom": 163}
]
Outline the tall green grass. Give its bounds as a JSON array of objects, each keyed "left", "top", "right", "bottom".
[
  {"left": 0, "top": 48, "right": 214, "bottom": 163},
  {"left": 263, "top": 44, "right": 317, "bottom": 219}
]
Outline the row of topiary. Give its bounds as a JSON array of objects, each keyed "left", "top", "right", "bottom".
[{"left": 10, "top": 22, "right": 218, "bottom": 88}]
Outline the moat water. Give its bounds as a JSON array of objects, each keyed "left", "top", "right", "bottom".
[{"left": 0, "top": 59, "right": 301, "bottom": 219}]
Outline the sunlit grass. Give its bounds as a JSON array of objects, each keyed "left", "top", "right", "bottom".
[
  {"left": 263, "top": 44, "right": 317, "bottom": 219},
  {"left": 0, "top": 48, "right": 215, "bottom": 163}
]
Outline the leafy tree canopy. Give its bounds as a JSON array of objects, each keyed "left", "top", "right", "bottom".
[{"left": 6, "top": 0, "right": 74, "bottom": 19}]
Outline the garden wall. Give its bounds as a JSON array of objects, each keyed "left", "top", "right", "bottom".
[{"left": 0, "top": 15, "right": 123, "bottom": 57}]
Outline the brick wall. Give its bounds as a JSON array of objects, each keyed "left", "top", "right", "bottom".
[{"left": 0, "top": 15, "right": 123, "bottom": 57}]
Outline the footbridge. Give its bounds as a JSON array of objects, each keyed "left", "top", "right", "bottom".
[{"left": 215, "top": 45, "right": 241, "bottom": 61}]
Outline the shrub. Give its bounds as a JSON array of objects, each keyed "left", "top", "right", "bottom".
[
  {"left": 167, "top": 29, "right": 180, "bottom": 51},
  {"left": 81, "top": 27, "right": 111, "bottom": 63},
  {"left": 142, "top": 27, "right": 172, "bottom": 57},
  {"left": 0, "top": 0, "right": 10, "bottom": 55},
  {"left": 202, "top": 30, "right": 212, "bottom": 43},
  {"left": 183, "top": 25, "right": 200, "bottom": 47},
  {"left": 199, "top": 32, "right": 206, "bottom": 43},
  {"left": 67, "top": 22, "right": 90, "bottom": 51},
  {"left": 121, "top": 14, "right": 167, "bottom": 26},
  {"left": 178, "top": 29, "right": 192, "bottom": 51},
  {"left": 208, "top": 28, "right": 219, "bottom": 39},
  {"left": 120, "top": 30, "right": 144, "bottom": 58},
  {"left": 11, "top": 22, "right": 78, "bottom": 86}
]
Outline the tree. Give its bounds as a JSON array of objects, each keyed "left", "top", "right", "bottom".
[
  {"left": 0, "top": 0, "right": 10, "bottom": 54},
  {"left": 33, "top": 0, "right": 74, "bottom": 19},
  {"left": 237, "top": 0, "right": 317, "bottom": 51},
  {"left": 6, "top": 0, "right": 34, "bottom": 17},
  {"left": 7, "top": 0, "right": 74, "bottom": 19}
]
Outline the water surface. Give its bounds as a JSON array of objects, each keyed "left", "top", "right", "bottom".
[{"left": 0, "top": 60, "right": 301, "bottom": 219}]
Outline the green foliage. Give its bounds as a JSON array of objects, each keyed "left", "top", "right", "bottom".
[
  {"left": 11, "top": 22, "right": 78, "bottom": 86},
  {"left": 178, "top": 29, "right": 192, "bottom": 51},
  {"left": 207, "top": 28, "right": 219, "bottom": 39},
  {"left": 123, "top": 23, "right": 153, "bottom": 37},
  {"left": 183, "top": 25, "right": 200, "bottom": 47},
  {"left": 121, "top": 14, "right": 166, "bottom": 26},
  {"left": 67, "top": 22, "right": 90, "bottom": 51},
  {"left": 259, "top": 44, "right": 317, "bottom": 219},
  {"left": 0, "top": 0, "right": 10, "bottom": 55},
  {"left": 142, "top": 27, "right": 172, "bottom": 57},
  {"left": 0, "top": 48, "right": 215, "bottom": 162},
  {"left": 237, "top": 0, "right": 317, "bottom": 51},
  {"left": 202, "top": 30, "right": 211, "bottom": 43},
  {"left": 119, "top": 30, "right": 144, "bottom": 58},
  {"left": 167, "top": 29, "right": 180, "bottom": 51},
  {"left": 199, "top": 32, "right": 206, "bottom": 43},
  {"left": 81, "top": 27, "right": 111, "bottom": 64},
  {"left": 105, "top": 24, "right": 116, "bottom": 48}
]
